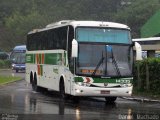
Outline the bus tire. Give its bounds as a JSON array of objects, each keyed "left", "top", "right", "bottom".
[
  {"left": 59, "top": 78, "right": 66, "bottom": 100},
  {"left": 16, "top": 70, "right": 19, "bottom": 73},
  {"left": 32, "top": 74, "right": 40, "bottom": 92},
  {"left": 105, "top": 97, "right": 117, "bottom": 103},
  {"left": 30, "top": 73, "right": 33, "bottom": 84}
]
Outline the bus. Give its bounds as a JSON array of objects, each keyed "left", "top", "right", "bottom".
[
  {"left": 26, "top": 20, "right": 142, "bottom": 102},
  {"left": 10, "top": 45, "right": 26, "bottom": 73}
]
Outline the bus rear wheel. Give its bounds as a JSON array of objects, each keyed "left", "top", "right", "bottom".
[
  {"left": 32, "top": 75, "right": 41, "bottom": 92},
  {"left": 105, "top": 97, "right": 117, "bottom": 103}
]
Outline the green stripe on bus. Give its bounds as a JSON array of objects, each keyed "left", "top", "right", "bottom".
[
  {"left": 74, "top": 77, "right": 84, "bottom": 82},
  {"left": 26, "top": 54, "right": 35, "bottom": 63},
  {"left": 74, "top": 77, "right": 133, "bottom": 84},
  {"left": 64, "top": 52, "right": 67, "bottom": 65},
  {"left": 40, "top": 65, "right": 43, "bottom": 76},
  {"left": 45, "top": 53, "right": 61, "bottom": 65},
  {"left": 26, "top": 53, "right": 65, "bottom": 65}
]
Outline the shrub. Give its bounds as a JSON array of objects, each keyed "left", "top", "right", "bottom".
[
  {"left": 0, "top": 52, "right": 9, "bottom": 60},
  {"left": 134, "top": 58, "right": 160, "bottom": 95},
  {"left": 0, "top": 60, "right": 11, "bottom": 69},
  {"left": 0, "top": 60, "right": 5, "bottom": 68}
]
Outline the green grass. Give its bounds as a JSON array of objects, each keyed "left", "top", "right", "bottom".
[
  {"left": 0, "top": 75, "right": 22, "bottom": 85},
  {"left": 133, "top": 88, "right": 160, "bottom": 100}
]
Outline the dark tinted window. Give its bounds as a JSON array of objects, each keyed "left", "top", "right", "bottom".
[
  {"left": 67, "top": 26, "right": 74, "bottom": 73},
  {"left": 27, "top": 26, "right": 68, "bottom": 51}
]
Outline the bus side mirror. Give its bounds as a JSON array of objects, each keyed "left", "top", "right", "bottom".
[
  {"left": 72, "top": 39, "right": 78, "bottom": 57},
  {"left": 134, "top": 42, "right": 142, "bottom": 60}
]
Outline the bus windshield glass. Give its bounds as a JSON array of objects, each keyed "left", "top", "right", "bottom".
[
  {"left": 10, "top": 45, "right": 26, "bottom": 62},
  {"left": 76, "top": 27, "right": 131, "bottom": 44},
  {"left": 14, "top": 52, "right": 26, "bottom": 64},
  {"left": 76, "top": 27, "right": 133, "bottom": 77}
]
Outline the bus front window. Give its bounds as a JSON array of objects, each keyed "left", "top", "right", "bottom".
[
  {"left": 76, "top": 44, "right": 133, "bottom": 77},
  {"left": 76, "top": 27, "right": 133, "bottom": 77},
  {"left": 77, "top": 44, "right": 105, "bottom": 76}
]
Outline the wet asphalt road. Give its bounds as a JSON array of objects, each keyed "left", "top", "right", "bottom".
[{"left": 0, "top": 70, "right": 160, "bottom": 120}]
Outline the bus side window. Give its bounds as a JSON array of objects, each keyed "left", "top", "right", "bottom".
[
  {"left": 61, "top": 27, "right": 67, "bottom": 50},
  {"left": 48, "top": 29, "right": 53, "bottom": 50},
  {"left": 42, "top": 31, "right": 48, "bottom": 50},
  {"left": 68, "top": 26, "right": 74, "bottom": 73},
  {"left": 53, "top": 29, "right": 59, "bottom": 49},
  {"left": 56, "top": 27, "right": 67, "bottom": 50}
]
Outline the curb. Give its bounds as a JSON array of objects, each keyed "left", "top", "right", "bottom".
[
  {"left": 121, "top": 96, "right": 160, "bottom": 103},
  {"left": 0, "top": 69, "right": 11, "bottom": 71}
]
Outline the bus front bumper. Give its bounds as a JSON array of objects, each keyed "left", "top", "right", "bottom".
[
  {"left": 73, "top": 85, "right": 133, "bottom": 97},
  {"left": 12, "top": 64, "right": 26, "bottom": 71}
]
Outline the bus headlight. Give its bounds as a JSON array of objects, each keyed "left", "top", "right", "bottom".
[
  {"left": 76, "top": 82, "right": 90, "bottom": 87},
  {"left": 128, "top": 91, "right": 132, "bottom": 94},
  {"left": 12, "top": 64, "right": 15, "bottom": 67},
  {"left": 127, "top": 84, "right": 132, "bottom": 87},
  {"left": 76, "top": 89, "right": 81, "bottom": 93},
  {"left": 120, "top": 84, "right": 132, "bottom": 87}
]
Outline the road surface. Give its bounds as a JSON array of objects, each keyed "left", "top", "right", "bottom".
[{"left": 0, "top": 71, "right": 160, "bottom": 120}]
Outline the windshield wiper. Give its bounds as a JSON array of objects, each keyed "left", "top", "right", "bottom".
[
  {"left": 92, "top": 51, "right": 104, "bottom": 76},
  {"left": 111, "top": 48, "right": 121, "bottom": 76}
]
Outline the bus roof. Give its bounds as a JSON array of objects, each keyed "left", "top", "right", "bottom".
[
  {"left": 28, "top": 20, "right": 130, "bottom": 34},
  {"left": 13, "top": 45, "right": 26, "bottom": 51}
]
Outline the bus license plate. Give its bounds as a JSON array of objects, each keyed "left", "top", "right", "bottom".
[{"left": 101, "top": 90, "right": 110, "bottom": 94}]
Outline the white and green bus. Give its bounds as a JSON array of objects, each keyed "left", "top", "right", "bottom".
[{"left": 26, "top": 20, "right": 141, "bottom": 102}]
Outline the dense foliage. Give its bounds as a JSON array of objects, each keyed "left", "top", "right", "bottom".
[
  {"left": 0, "top": 51, "right": 8, "bottom": 60},
  {"left": 0, "top": 59, "right": 11, "bottom": 68},
  {"left": 134, "top": 58, "right": 160, "bottom": 95},
  {"left": 0, "top": 0, "right": 160, "bottom": 51}
]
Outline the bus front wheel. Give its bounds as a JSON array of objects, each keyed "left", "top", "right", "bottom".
[
  {"left": 59, "top": 79, "right": 67, "bottom": 100},
  {"left": 105, "top": 97, "right": 117, "bottom": 103}
]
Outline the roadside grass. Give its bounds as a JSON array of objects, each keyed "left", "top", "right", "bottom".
[
  {"left": 0, "top": 75, "right": 22, "bottom": 85},
  {"left": 133, "top": 88, "right": 160, "bottom": 100}
]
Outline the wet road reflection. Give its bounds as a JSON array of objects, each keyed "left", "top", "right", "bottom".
[{"left": 0, "top": 77, "right": 160, "bottom": 120}]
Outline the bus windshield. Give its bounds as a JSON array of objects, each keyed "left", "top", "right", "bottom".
[
  {"left": 76, "top": 27, "right": 133, "bottom": 77},
  {"left": 14, "top": 53, "right": 26, "bottom": 64},
  {"left": 76, "top": 27, "right": 131, "bottom": 44},
  {"left": 10, "top": 45, "right": 26, "bottom": 63}
]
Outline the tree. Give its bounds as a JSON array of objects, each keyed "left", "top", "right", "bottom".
[
  {"left": 0, "top": 0, "right": 160, "bottom": 50},
  {"left": 113, "top": 0, "right": 160, "bottom": 38}
]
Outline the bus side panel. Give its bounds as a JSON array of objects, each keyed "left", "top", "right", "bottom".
[
  {"left": 58, "top": 66, "right": 74, "bottom": 95},
  {"left": 41, "top": 65, "right": 59, "bottom": 91}
]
